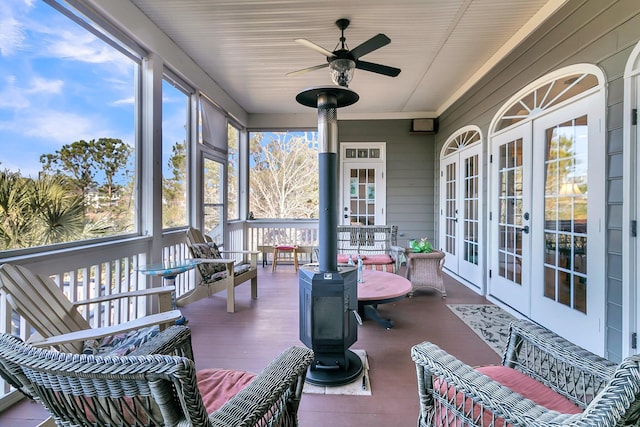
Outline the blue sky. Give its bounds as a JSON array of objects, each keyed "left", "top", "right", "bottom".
[{"left": 0, "top": 0, "right": 185, "bottom": 181}]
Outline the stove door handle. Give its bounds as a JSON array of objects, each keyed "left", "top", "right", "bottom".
[{"left": 352, "top": 310, "right": 363, "bottom": 325}]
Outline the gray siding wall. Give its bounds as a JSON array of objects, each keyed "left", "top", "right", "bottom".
[
  {"left": 435, "top": 0, "right": 640, "bottom": 361},
  {"left": 337, "top": 119, "right": 437, "bottom": 246}
]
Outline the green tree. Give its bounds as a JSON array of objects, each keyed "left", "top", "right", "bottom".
[
  {"left": 163, "top": 141, "right": 187, "bottom": 228},
  {"left": 0, "top": 170, "right": 85, "bottom": 249},
  {"left": 39, "top": 138, "right": 133, "bottom": 203},
  {"left": 0, "top": 170, "right": 32, "bottom": 249},
  {"left": 249, "top": 132, "right": 319, "bottom": 218},
  {"left": 40, "top": 140, "right": 96, "bottom": 200},
  {"left": 227, "top": 124, "right": 239, "bottom": 220},
  {"left": 30, "top": 174, "right": 85, "bottom": 245},
  {"left": 39, "top": 138, "right": 134, "bottom": 233},
  {"left": 94, "top": 138, "right": 133, "bottom": 204}
]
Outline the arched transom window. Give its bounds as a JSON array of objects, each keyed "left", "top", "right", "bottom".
[
  {"left": 496, "top": 72, "right": 599, "bottom": 131},
  {"left": 443, "top": 128, "right": 481, "bottom": 157}
]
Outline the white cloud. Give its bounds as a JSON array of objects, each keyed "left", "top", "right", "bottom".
[
  {"left": 25, "top": 76, "right": 64, "bottom": 94},
  {"left": 0, "top": 76, "right": 64, "bottom": 109},
  {"left": 22, "top": 110, "right": 107, "bottom": 144},
  {"left": 46, "top": 30, "right": 126, "bottom": 66},
  {"left": 0, "top": 78, "right": 30, "bottom": 109},
  {"left": 113, "top": 97, "right": 135, "bottom": 106},
  {"left": 0, "top": 1, "right": 37, "bottom": 56},
  {"left": 0, "top": 16, "right": 25, "bottom": 57}
]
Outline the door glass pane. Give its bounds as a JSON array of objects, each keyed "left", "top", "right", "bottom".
[
  {"left": 203, "top": 158, "right": 224, "bottom": 245},
  {"left": 444, "top": 163, "right": 456, "bottom": 254},
  {"left": 349, "top": 168, "right": 376, "bottom": 225},
  {"left": 542, "top": 116, "right": 588, "bottom": 313},
  {"left": 463, "top": 155, "right": 479, "bottom": 264},
  {"left": 498, "top": 138, "right": 524, "bottom": 285}
]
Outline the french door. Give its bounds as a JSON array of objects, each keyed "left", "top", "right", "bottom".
[
  {"left": 529, "top": 96, "right": 604, "bottom": 354},
  {"left": 440, "top": 143, "right": 483, "bottom": 283},
  {"left": 340, "top": 143, "right": 386, "bottom": 225},
  {"left": 489, "top": 123, "right": 532, "bottom": 315},
  {"left": 489, "top": 94, "right": 604, "bottom": 354}
]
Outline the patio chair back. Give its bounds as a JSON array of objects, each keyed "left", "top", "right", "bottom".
[
  {"left": 0, "top": 332, "right": 314, "bottom": 426},
  {"left": 0, "top": 263, "right": 90, "bottom": 353},
  {"left": 187, "top": 225, "right": 210, "bottom": 244}
]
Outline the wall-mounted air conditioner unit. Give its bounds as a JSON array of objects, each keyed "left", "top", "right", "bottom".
[{"left": 411, "top": 118, "right": 438, "bottom": 134}]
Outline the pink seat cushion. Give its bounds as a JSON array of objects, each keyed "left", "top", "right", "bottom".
[
  {"left": 364, "top": 264, "right": 394, "bottom": 272},
  {"left": 80, "top": 368, "right": 256, "bottom": 423},
  {"left": 362, "top": 254, "right": 393, "bottom": 265},
  {"left": 434, "top": 365, "right": 582, "bottom": 426},
  {"left": 337, "top": 254, "right": 366, "bottom": 263},
  {"left": 275, "top": 245, "right": 296, "bottom": 250},
  {"left": 197, "top": 368, "right": 257, "bottom": 413},
  {"left": 477, "top": 366, "right": 582, "bottom": 414}
]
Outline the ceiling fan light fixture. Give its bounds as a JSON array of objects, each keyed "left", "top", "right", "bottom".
[{"left": 330, "top": 59, "right": 355, "bottom": 87}]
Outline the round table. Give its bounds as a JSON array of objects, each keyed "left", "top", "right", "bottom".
[
  {"left": 137, "top": 259, "right": 201, "bottom": 325},
  {"left": 358, "top": 269, "right": 412, "bottom": 329}
]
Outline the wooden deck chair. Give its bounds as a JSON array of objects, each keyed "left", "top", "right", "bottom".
[
  {"left": 179, "top": 227, "right": 258, "bottom": 312},
  {"left": 0, "top": 263, "right": 190, "bottom": 358}
]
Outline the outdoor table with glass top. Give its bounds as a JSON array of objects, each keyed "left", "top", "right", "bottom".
[{"left": 137, "top": 259, "right": 202, "bottom": 325}]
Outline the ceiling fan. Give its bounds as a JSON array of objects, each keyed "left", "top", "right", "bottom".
[{"left": 287, "top": 18, "right": 401, "bottom": 87}]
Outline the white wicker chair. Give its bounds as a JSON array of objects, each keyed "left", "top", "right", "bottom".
[
  {"left": 0, "top": 333, "right": 314, "bottom": 426},
  {"left": 411, "top": 319, "right": 640, "bottom": 426},
  {"left": 404, "top": 250, "right": 446, "bottom": 298}
]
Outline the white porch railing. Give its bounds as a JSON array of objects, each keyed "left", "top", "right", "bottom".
[
  {"left": 0, "top": 230, "right": 193, "bottom": 404},
  {"left": 227, "top": 219, "right": 319, "bottom": 264}
]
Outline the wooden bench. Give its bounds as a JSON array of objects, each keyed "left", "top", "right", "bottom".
[{"left": 314, "top": 225, "right": 403, "bottom": 273}]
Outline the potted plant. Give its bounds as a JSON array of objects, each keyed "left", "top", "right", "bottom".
[{"left": 409, "top": 237, "right": 433, "bottom": 253}]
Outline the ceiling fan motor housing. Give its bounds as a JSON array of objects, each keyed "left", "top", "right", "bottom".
[{"left": 287, "top": 17, "right": 401, "bottom": 83}]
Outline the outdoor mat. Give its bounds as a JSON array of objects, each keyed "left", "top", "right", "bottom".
[
  {"left": 447, "top": 304, "right": 516, "bottom": 355},
  {"left": 303, "top": 349, "right": 371, "bottom": 396}
]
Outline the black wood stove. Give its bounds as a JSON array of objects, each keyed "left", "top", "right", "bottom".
[{"left": 296, "top": 86, "right": 362, "bottom": 386}]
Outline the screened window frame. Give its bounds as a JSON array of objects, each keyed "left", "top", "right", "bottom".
[
  {"left": 161, "top": 70, "right": 196, "bottom": 231},
  {"left": 0, "top": 0, "right": 151, "bottom": 257}
]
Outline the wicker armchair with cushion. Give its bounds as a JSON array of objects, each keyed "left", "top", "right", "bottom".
[
  {"left": 411, "top": 319, "right": 640, "bottom": 426},
  {"left": 0, "top": 332, "right": 314, "bottom": 427},
  {"left": 179, "top": 227, "right": 259, "bottom": 312}
]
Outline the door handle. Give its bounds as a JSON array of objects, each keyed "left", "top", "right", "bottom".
[{"left": 523, "top": 225, "right": 530, "bottom": 234}]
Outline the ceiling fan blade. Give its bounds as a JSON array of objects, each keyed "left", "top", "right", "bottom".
[
  {"left": 286, "top": 63, "right": 329, "bottom": 77},
  {"left": 355, "top": 60, "right": 401, "bottom": 77},
  {"left": 295, "top": 38, "right": 336, "bottom": 58},
  {"left": 350, "top": 33, "right": 391, "bottom": 60}
]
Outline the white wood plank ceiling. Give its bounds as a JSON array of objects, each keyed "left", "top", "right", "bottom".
[{"left": 128, "top": 0, "right": 566, "bottom": 118}]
